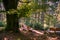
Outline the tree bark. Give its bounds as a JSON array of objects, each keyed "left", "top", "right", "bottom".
[
  {"left": 3, "top": 0, "right": 19, "bottom": 11},
  {"left": 5, "top": 13, "right": 19, "bottom": 32}
]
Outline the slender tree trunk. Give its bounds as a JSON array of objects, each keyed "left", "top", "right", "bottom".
[
  {"left": 41, "top": 12, "right": 44, "bottom": 27},
  {"left": 5, "top": 13, "right": 19, "bottom": 32}
]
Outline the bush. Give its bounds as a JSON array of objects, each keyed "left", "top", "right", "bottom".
[
  {"left": 44, "top": 27, "right": 49, "bottom": 30},
  {"left": 25, "top": 21, "right": 44, "bottom": 30},
  {"left": 25, "top": 21, "right": 33, "bottom": 27},
  {"left": 34, "top": 23, "right": 44, "bottom": 30}
]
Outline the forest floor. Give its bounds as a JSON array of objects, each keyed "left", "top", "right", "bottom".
[
  {"left": 0, "top": 25, "right": 60, "bottom": 40},
  {"left": 0, "top": 29, "right": 60, "bottom": 40}
]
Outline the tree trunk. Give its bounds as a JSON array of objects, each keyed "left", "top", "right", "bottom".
[
  {"left": 3, "top": 0, "right": 19, "bottom": 11},
  {"left": 41, "top": 12, "right": 44, "bottom": 27},
  {"left": 3, "top": 0, "right": 19, "bottom": 32},
  {"left": 5, "top": 13, "right": 19, "bottom": 32}
]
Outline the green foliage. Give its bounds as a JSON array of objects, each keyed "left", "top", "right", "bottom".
[
  {"left": 25, "top": 19, "right": 44, "bottom": 30},
  {"left": 49, "top": 0, "right": 59, "bottom": 2},
  {"left": 32, "top": 0, "right": 38, "bottom": 10},
  {"left": 40, "top": 4, "right": 49, "bottom": 12},
  {"left": 21, "top": 0, "right": 30, "bottom": 3},
  {"left": 0, "top": 0, "right": 2, "bottom": 2},
  {"left": 50, "top": 5, "right": 56, "bottom": 11},
  {"left": 17, "top": 4, "right": 31, "bottom": 17},
  {"left": 5, "top": 0, "right": 37, "bottom": 17},
  {"left": 0, "top": 21, "right": 4, "bottom": 27},
  {"left": 6, "top": 9, "right": 17, "bottom": 14},
  {"left": 25, "top": 18, "right": 33, "bottom": 27},
  {"left": 45, "top": 14, "right": 58, "bottom": 27},
  {"left": 25, "top": 22, "right": 33, "bottom": 27},
  {"left": 45, "top": 14, "right": 53, "bottom": 23},
  {"left": 17, "top": 0, "right": 39, "bottom": 17},
  {"left": 42, "top": 0, "right": 47, "bottom": 2},
  {"left": 34, "top": 23, "right": 44, "bottom": 30},
  {"left": 44, "top": 27, "right": 49, "bottom": 30}
]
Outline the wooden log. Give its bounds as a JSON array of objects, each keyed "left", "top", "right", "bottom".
[
  {"left": 50, "top": 28, "right": 60, "bottom": 31},
  {"left": 19, "top": 24, "right": 44, "bottom": 35}
]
